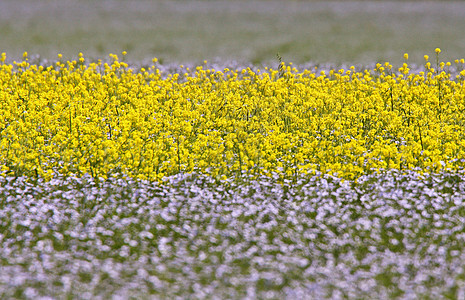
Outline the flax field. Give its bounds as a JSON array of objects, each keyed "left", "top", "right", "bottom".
[{"left": 1, "top": 48, "right": 465, "bottom": 299}]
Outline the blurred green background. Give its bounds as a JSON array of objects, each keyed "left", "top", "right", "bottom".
[{"left": 1, "top": 0, "right": 464, "bottom": 66}]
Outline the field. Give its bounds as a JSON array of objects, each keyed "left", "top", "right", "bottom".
[
  {"left": 2, "top": 49, "right": 465, "bottom": 300},
  {"left": 2, "top": 0, "right": 465, "bottom": 65},
  {"left": 2, "top": 0, "right": 465, "bottom": 299},
  {"left": 1, "top": 171, "right": 465, "bottom": 299}
]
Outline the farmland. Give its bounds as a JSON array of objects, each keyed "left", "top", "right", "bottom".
[
  {"left": 1, "top": 49, "right": 465, "bottom": 299},
  {"left": 2, "top": 51, "right": 465, "bottom": 181},
  {"left": 2, "top": 0, "right": 465, "bottom": 65},
  {"left": 2, "top": 0, "right": 465, "bottom": 299},
  {"left": 1, "top": 170, "right": 465, "bottom": 299}
]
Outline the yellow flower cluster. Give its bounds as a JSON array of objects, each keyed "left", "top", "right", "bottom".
[{"left": 1, "top": 51, "right": 465, "bottom": 181}]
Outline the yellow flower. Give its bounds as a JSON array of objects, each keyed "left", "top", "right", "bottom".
[{"left": 1, "top": 51, "right": 464, "bottom": 181}]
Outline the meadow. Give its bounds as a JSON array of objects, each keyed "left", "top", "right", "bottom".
[{"left": 2, "top": 0, "right": 465, "bottom": 298}]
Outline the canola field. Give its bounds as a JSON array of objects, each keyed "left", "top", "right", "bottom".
[
  {"left": 2, "top": 50, "right": 465, "bottom": 299},
  {"left": 2, "top": 50, "right": 465, "bottom": 182}
]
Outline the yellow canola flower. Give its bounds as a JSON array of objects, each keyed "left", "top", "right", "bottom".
[{"left": 1, "top": 53, "right": 465, "bottom": 182}]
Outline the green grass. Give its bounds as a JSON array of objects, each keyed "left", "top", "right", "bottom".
[{"left": 1, "top": 0, "right": 465, "bottom": 65}]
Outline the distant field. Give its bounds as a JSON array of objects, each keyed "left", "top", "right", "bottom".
[{"left": 1, "top": 0, "right": 465, "bottom": 65}]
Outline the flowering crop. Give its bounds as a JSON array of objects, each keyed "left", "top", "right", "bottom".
[
  {"left": 1, "top": 51, "right": 465, "bottom": 181},
  {"left": 1, "top": 170, "right": 465, "bottom": 299}
]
